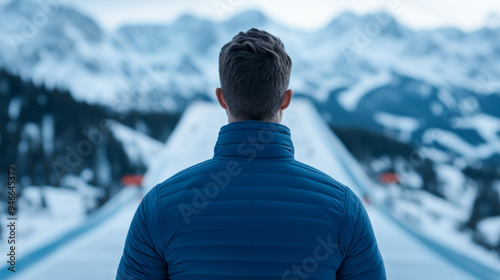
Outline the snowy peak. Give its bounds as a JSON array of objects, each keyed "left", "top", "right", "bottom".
[
  {"left": 0, "top": 0, "right": 105, "bottom": 83},
  {"left": 322, "top": 10, "right": 410, "bottom": 38},
  {"left": 1, "top": 0, "right": 102, "bottom": 43},
  {"left": 226, "top": 9, "right": 269, "bottom": 28}
]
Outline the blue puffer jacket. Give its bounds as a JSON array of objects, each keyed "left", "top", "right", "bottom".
[{"left": 117, "top": 121, "right": 386, "bottom": 280}]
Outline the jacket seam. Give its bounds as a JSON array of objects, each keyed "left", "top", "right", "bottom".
[
  {"left": 162, "top": 198, "right": 342, "bottom": 215},
  {"left": 156, "top": 185, "right": 167, "bottom": 259},
  {"left": 161, "top": 160, "right": 214, "bottom": 185},
  {"left": 212, "top": 156, "right": 295, "bottom": 161},
  {"left": 214, "top": 142, "right": 293, "bottom": 146},
  {"left": 161, "top": 170, "right": 345, "bottom": 201},
  {"left": 337, "top": 187, "right": 350, "bottom": 259},
  {"left": 219, "top": 127, "right": 291, "bottom": 136}
]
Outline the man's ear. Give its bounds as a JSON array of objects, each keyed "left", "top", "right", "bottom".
[
  {"left": 280, "top": 89, "right": 293, "bottom": 110},
  {"left": 215, "top": 88, "right": 227, "bottom": 109}
]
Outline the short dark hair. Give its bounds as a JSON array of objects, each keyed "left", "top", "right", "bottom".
[{"left": 218, "top": 28, "right": 292, "bottom": 121}]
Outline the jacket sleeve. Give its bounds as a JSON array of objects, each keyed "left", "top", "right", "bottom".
[
  {"left": 336, "top": 189, "right": 386, "bottom": 280},
  {"left": 117, "top": 186, "right": 169, "bottom": 280}
]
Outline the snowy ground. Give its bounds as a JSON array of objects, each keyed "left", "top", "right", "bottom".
[
  {"left": 0, "top": 186, "right": 87, "bottom": 267},
  {"left": 0, "top": 176, "right": 108, "bottom": 265},
  {"left": 3, "top": 99, "right": 498, "bottom": 279},
  {"left": 1, "top": 187, "right": 139, "bottom": 280}
]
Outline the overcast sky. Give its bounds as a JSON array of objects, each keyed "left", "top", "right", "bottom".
[{"left": 22, "top": 0, "right": 500, "bottom": 31}]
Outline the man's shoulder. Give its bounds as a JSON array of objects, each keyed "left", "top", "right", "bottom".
[
  {"left": 289, "top": 160, "right": 349, "bottom": 190},
  {"left": 158, "top": 159, "right": 219, "bottom": 187}
]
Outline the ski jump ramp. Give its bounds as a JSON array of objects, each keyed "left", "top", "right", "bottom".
[{"left": 6, "top": 99, "right": 497, "bottom": 279}]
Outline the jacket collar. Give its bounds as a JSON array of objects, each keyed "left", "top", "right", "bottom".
[{"left": 214, "top": 120, "right": 295, "bottom": 160}]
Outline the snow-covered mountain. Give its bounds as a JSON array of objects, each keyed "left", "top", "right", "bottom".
[{"left": 1, "top": 0, "right": 500, "bottom": 165}]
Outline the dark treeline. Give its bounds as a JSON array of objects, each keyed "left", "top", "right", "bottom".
[{"left": 0, "top": 69, "right": 180, "bottom": 210}]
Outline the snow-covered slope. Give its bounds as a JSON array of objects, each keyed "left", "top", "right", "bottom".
[{"left": 109, "top": 120, "right": 165, "bottom": 168}]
